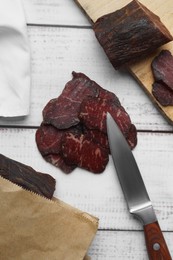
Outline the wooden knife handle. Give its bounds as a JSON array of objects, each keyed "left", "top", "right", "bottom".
[{"left": 144, "top": 221, "right": 172, "bottom": 260}]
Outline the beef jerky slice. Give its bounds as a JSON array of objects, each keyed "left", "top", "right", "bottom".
[
  {"left": 44, "top": 154, "right": 76, "bottom": 174},
  {"left": 93, "top": 0, "right": 173, "bottom": 69},
  {"left": 0, "top": 154, "right": 55, "bottom": 199},
  {"left": 43, "top": 72, "right": 99, "bottom": 129},
  {"left": 79, "top": 97, "right": 136, "bottom": 149},
  {"left": 35, "top": 123, "right": 82, "bottom": 173},
  {"left": 37, "top": 72, "right": 137, "bottom": 174},
  {"left": 95, "top": 84, "right": 121, "bottom": 105},
  {"left": 126, "top": 124, "right": 138, "bottom": 150},
  {"left": 62, "top": 132, "right": 109, "bottom": 173},
  {"left": 151, "top": 50, "right": 173, "bottom": 90},
  {"left": 152, "top": 82, "right": 173, "bottom": 106},
  {"left": 83, "top": 127, "right": 110, "bottom": 152},
  {"left": 36, "top": 123, "right": 64, "bottom": 156}
]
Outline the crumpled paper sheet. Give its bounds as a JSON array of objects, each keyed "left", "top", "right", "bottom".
[
  {"left": 0, "top": 177, "right": 98, "bottom": 260},
  {"left": 0, "top": 0, "right": 31, "bottom": 117}
]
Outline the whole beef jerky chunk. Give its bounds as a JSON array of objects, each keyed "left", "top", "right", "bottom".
[
  {"left": 151, "top": 50, "right": 173, "bottom": 91},
  {"left": 0, "top": 154, "right": 55, "bottom": 199},
  {"left": 152, "top": 82, "right": 173, "bottom": 106},
  {"left": 43, "top": 72, "right": 99, "bottom": 129},
  {"left": 93, "top": 0, "right": 173, "bottom": 69}
]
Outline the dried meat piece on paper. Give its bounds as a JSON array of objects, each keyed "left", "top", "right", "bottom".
[
  {"left": 93, "top": 0, "right": 173, "bottom": 69},
  {"left": 0, "top": 154, "right": 55, "bottom": 199}
]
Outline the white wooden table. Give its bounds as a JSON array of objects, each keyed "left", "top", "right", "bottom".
[{"left": 1, "top": 1, "right": 173, "bottom": 259}]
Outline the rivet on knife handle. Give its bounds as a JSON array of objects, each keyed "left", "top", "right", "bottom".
[{"left": 144, "top": 221, "right": 172, "bottom": 260}]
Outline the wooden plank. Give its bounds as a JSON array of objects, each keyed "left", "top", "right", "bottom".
[
  {"left": 0, "top": 128, "right": 173, "bottom": 231},
  {"left": 75, "top": 0, "right": 173, "bottom": 124},
  {"left": 88, "top": 230, "right": 173, "bottom": 259},
  {"left": 0, "top": 26, "right": 172, "bottom": 131},
  {"left": 75, "top": 0, "right": 172, "bottom": 24}
]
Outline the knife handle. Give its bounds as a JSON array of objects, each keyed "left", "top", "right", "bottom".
[{"left": 144, "top": 221, "right": 172, "bottom": 260}]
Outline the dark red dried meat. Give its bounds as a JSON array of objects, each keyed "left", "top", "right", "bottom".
[
  {"left": 35, "top": 123, "right": 82, "bottom": 173},
  {"left": 93, "top": 0, "right": 173, "bottom": 69},
  {"left": 83, "top": 128, "right": 109, "bottom": 152},
  {"left": 44, "top": 154, "right": 76, "bottom": 174},
  {"left": 151, "top": 50, "right": 173, "bottom": 91},
  {"left": 0, "top": 154, "right": 55, "bottom": 199},
  {"left": 36, "top": 72, "right": 137, "bottom": 174},
  {"left": 152, "top": 82, "right": 173, "bottom": 106},
  {"left": 126, "top": 124, "right": 137, "bottom": 149},
  {"left": 79, "top": 96, "right": 135, "bottom": 148},
  {"left": 62, "top": 132, "right": 109, "bottom": 173},
  {"left": 36, "top": 123, "right": 64, "bottom": 156},
  {"left": 43, "top": 72, "right": 99, "bottom": 129},
  {"left": 95, "top": 84, "right": 121, "bottom": 105}
]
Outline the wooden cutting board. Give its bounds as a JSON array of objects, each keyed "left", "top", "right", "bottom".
[{"left": 75, "top": 0, "right": 173, "bottom": 124}]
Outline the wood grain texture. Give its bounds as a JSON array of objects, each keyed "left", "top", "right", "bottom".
[
  {"left": 88, "top": 230, "right": 172, "bottom": 260},
  {"left": 75, "top": 0, "right": 173, "bottom": 124},
  {"left": 144, "top": 221, "right": 171, "bottom": 259}
]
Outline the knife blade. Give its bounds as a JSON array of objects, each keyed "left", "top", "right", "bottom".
[{"left": 106, "top": 112, "right": 171, "bottom": 260}]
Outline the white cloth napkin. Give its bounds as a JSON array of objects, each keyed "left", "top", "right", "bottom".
[{"left": 0, "top": 0, "right": 31, "bottom": 117}]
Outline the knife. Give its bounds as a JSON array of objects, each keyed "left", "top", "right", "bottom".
[{"left": 106, "top": 113, "right": 172, "bottom": 260}]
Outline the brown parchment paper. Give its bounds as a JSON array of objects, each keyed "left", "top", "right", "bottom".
[{"left": 0, "top": 177, "right": 98, "bottom": 260}]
